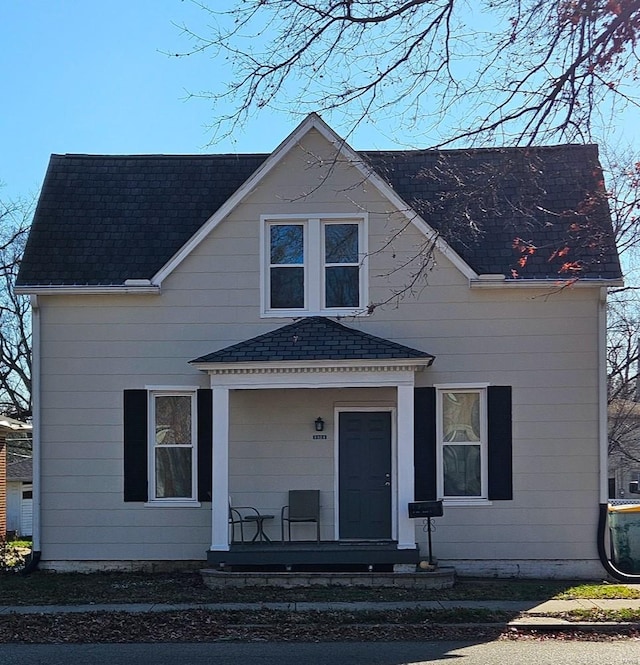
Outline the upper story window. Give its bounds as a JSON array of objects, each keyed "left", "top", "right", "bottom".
[
  {"left": 150, "top": 392, "right": 197, "bottom": 501},
  {"left": 262, "top": 215, "right": 367, "bottom": 316},
  {"left": 437, "top": 387, "right": 488, "bottom": 501}
]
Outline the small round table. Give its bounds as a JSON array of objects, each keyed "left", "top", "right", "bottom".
[{"left": 244, "top": 514, "right": 275, "bottom": 542}]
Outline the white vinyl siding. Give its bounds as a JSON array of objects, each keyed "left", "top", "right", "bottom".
[{"left": 20, "top": 484, "right": 33, "bottom": 537}]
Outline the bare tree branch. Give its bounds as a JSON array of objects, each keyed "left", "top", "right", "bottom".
[
  {"left": 0, "top": 194, "right": 33, "bottom": 420},
  {"left": 173, "top": 0, "right": 640, "bottom": 147}
]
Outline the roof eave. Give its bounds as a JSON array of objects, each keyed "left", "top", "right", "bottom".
[
  {"left": 469, "top": 276, "right": 624, "bottom": 289},
  {"left": 14, "top": 283, "right": 161, "bottom": 296}
]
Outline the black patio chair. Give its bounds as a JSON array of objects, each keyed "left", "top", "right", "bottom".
[
  {"left": 281, "top": 490, "right": 321, "bottom": 542},
  {"left": 229, "top": 501, "right": 261, "bottom": 543}
]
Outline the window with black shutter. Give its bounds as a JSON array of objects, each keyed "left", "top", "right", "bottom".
[
  {"left": 123, "top": 388, "right": 213, "bottom": 504},
  {"left": 414, "top": 385, "right": 513, "bottom": 502}
]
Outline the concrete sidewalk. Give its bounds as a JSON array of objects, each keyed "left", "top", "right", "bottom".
[{"left": 1, "top": 598, "right": 639, "bottom": 631}]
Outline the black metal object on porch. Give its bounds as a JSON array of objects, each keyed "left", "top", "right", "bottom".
[{"left": 408, "top": 500, "right": 444, "bottom": 565}]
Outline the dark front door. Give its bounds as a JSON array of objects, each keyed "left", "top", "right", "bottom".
[{"left": 339, "top": 411, "right": 392, "bottom": 539}]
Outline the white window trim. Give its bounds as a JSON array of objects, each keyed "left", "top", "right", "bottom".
[
  {"left": 260, "top": 213, "right": 368, "bottom": 317},
  {"left": 145, "top": 388, "right": 200, "bottom": 507},
  {"left": 436, "top": 386, "right": 489, "bottom": 505}
]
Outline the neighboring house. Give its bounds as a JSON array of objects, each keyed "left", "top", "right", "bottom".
[
  {"left": 608, "top": 399, "right": 640, "bottom": 500},
  {"left": 7, "top": 458, "right": 33, "bottom": 538},
  {"left": 16, "top": 114, "right": 622, "bottom": 577},
  {"left": 0, "top": 417, "right": 32, "bottom": 538}
]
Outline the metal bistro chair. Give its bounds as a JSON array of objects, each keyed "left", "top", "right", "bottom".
[
  {"left": 229, "top": 500, "right": 274, "bottom": 543},
  {"left": 229, "top": 503, "right": 252, "bottom": 543},
  {"left": 281, "top": 490, "right": 321, "bottom": 542}
]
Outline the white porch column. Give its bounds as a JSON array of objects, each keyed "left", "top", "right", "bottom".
[
  {"left": 210, "top": 387, "right": 230, "bottom": 551},
  {"left": 396, "top": 384, "right": 416, "bottom": 549}
]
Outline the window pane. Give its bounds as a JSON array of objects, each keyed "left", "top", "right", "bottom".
[
  {"left": 270, "top": 225, "right": 304, "bottom": 264},
  {"left": 325, "top": 266, "right": 359, "bottom": 308},
  {"left": 271, "top": 267, "right": 304, "bottom": 308},
  {"left": 325, "top": 224, "right": 358, "bottom": 263},
  {"left": 443, "top": 444, "right": 481, "bottom": 496},
  {"left": 442, "top": 392, "right": 480, "bottom": 441},
  {"left": 155, "top": 395, "right": 192, "bottom": 445},
  {"left": 156, "top": 448, "right": 192, "bottom": 498}
]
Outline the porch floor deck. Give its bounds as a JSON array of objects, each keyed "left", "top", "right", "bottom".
[{"left": 207, "top": 540, "right": 421, "bottom": 571}]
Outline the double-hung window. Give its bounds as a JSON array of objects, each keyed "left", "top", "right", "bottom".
[
  {"left": 263, "top": 215, "right": 367, "bottom": 316},
  {"left": 437, "top": 387, "right": 488, "bottom": 500},
  {"left": 150, "top": 391, "right": 197, "bottom": 501}
]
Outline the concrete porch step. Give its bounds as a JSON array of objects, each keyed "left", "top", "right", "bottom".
[{"left": 201, "top": 566, "right": 456, "bottom": 589}]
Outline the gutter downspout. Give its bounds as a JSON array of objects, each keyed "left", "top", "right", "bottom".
[
  {"left": 597, "top": 287, "right": 640, "bottom": 581},
  {"left": 598, "top": 288, "right": 609, "bottom": 507},
  {"left": 22, "top": 295, "right": 41, "bottom": 574}
]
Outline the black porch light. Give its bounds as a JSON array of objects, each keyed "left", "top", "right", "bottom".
[{"left": 314, "top": 417, "right": 325, "bottom": 432}]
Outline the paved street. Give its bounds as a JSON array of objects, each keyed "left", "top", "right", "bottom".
[{"left": 1, "top": 641, "right": 640, "bottom": 665}]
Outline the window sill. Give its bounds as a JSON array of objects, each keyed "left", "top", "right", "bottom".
[
  {"left": 442, "top": 499, "right": 493, "bottom": 507},
  {"left": 261, "top": 308, "right": 368, "bottom": 318},
  {"left": 144, "top": 500, "right": 202, "bottom": 508}
]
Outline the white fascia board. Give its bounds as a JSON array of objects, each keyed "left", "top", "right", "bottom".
[
  {"left": 205, "top": 367, "right": 421, "bottom": 390},
  {"left": 14, "top": 285, "right": 161, "bottom": 296},
  {"left": 152, "top": 112, "right": 478, "bottom": 285},
  {"left": 469, "top": 277, "right": 624, "bottom": 289}
]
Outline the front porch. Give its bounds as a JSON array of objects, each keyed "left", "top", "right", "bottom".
[{"left": 192, "top": 317, "right": 437, "bottom": 559}]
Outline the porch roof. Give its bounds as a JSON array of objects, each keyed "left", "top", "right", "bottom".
[{"left": 190, "top": 317, "right": 435, "bottom": 365}]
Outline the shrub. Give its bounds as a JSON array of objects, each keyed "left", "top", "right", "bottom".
[{"left": 0, "top": 537, "right": 28, "bottom": 573}]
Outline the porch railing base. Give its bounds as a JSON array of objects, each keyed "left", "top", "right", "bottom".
[{"left": 207, "top": 540, "right": 421, "bottom": 570}]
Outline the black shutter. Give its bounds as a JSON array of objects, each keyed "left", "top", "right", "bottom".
[
  {"left": 123, "top": 389, "right": 148, "bottom": 502},
  {"left": 197, "top": 389, "right": 213, "bottom": 502},
  {"left": 414, "top": 387, "right": 437, "bottom": 500},
  {"left": 487, "top": 385, "right": 513, "bottom": 501}
]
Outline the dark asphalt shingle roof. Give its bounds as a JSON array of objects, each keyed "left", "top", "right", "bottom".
[
  {"left": 191, "top": 317, "right": 435, "bottom": 363},
  {"left": 363, "top": 145, "right": 621, "bottom": 280},
  {"left": 17, "top": 144, "right": 621, "bottom": 286},
  {"left": 7, "top": 458, "right": 32, "bottom": 482}
]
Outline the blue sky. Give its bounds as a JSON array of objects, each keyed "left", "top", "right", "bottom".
[
  {"left": 2, "top": 1, "right": 639, "bottom": 208},
  {"left": 0, "top": 1, "right": 321, "bottom": 202}
]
